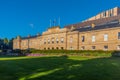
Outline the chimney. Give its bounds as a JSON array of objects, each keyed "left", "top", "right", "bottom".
[{"left": 91, "top": 23, "right": 95, "bottom": 28}]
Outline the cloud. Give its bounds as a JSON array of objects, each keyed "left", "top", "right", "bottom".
[{"left": 29, "top": 24, "right": 34, "bottom": 28}]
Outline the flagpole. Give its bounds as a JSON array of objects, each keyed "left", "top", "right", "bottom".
[
  {"left": 58, "top": 17, "right": 60, "bottom": 26},
  {"left": 54, "top": 19, "right": 56, "bottom": 27}
]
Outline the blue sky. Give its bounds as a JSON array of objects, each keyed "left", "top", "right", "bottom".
[{"left": 0, "top": 0, "right": 120, "bottom": 39}]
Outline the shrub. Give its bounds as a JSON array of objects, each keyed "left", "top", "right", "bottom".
[
  {"left": 13, "top": 49, "right": 21, "bottom": 53},
  {"left": 112, "top": 51, "right": 120, "bottom": 57},
  {"left": 27, "top": 49, "right": 113, "bottom": 57}
]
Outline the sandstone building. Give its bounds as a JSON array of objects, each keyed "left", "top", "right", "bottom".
[{"left": 13, "top": 7, "right": 120, "bottom": 51}]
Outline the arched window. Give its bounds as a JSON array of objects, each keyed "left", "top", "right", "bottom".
[
  {"left": 56, "top": 38, "right": 59, "bottom": 43},
  {"left": 52, "top": 47, "right": 54, "bottom": 50},
  {"left": 52, "top": 38, "right": 54, "bottom": 44},
  {"left": 56, "top": 47, "right": 59, "bottom": 50},
  {"left": 61, "top": 37, "right": 64, "bottom": 43},
  {"left": 61, "top": 47, "right": 64, "bottom": 50},
  {"left": 48, "top": 48, "right": 50, "bottom": 50},
  {"left": 44, "top": 48, "right": 46, "bottom": 50},
  {"left": 48, "top": 39, "right": 50, "bottom": 44},
  {"left": 44, "top": 39, "right": 46, "bottom": 44}
]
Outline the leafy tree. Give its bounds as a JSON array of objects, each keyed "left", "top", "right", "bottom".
[
  {"left": 3, "top": 38, "right": 9, "bottom": 45},
  {"left": 8, "top": 38, "right": 14, "bottom": 49}
]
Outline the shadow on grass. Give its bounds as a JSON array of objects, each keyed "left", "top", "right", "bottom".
[{"left": 0, "top": 56, "right": 120, "bottom": 80}]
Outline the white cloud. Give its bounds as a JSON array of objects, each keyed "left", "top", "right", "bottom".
[{"left": 29, "top": 24, "right": 34, "bottom": 28}]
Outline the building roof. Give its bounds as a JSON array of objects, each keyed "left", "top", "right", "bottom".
[
  {"left": 73, "top": 20, "right": 120, "bottom": 32},
  {"left": 65, "top": 14, "right": 120, "bottom": 29},
  {"left": 22, "top": 35, "right": 39, "bottom": 40}
]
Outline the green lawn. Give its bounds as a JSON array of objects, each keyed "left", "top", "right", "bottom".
[{"left": 0, "top": 56, "right": 120, "bottom": 80}]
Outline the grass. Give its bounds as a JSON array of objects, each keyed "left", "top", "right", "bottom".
[{"left": 0, "top": 56, "right": 120, "bottom": 80}]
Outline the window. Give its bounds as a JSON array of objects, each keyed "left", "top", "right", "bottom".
[
  {"left": 70, "top": 37, "right": 73, "bottom": 43},
  {"left": 56, "top": 38, "right": 59, "bottom": 43},
  {"left": 61, "top": 47, "right": 64, "bottom": 50},
  {"left": 104, "top": 34, "right": 108, "bottom": 41},
  {"left": 118, "top": 32, "right": 120, "bottom": 39},
  {"left": 61, "top": 38, "right": 64, "bottom": 43},
  {"left": 81, "top": 46, "right": 85, "bottom": 50},
  {"left": 44, "top": 48, "right": 46, "bottom": 50},
  {"left": 110, "top": 9, "right": 114, "bottom": 17},
  {"left": 117, "top": 45, "right": 120, "bottom": 50},
  {"left": 82, "top": 36, "right": 85, "bottom": 42},
  {"left": 56, "top": 47, "right": 59, "bottom": 50},
  {"left": 52, "top": 38, "right": 54, "bottom": 44},
  {"left": 44, "top": 39, "right": 46, "bottom": 44},
  {"left": 104, "top": 45, "right": 108, "bottom": 50},
  {"left": 103, "top": 12, "right": 106, "bottom": 17},
  {"left": 52, "top": 47, "right": 54, "bottom": 50},
  {"left": 48, "top": 48, "right": 50, "bottom": 50},
  {"left": 92, "top": 46, "right": 96, "bottom": 50},
  {"left": 48, "top": 39, "right": 50, "bottom": 44},
  {"left": 108, "top": 10, "right": 113, "bottom": 17},
  {"left": 92, "top": 36, "right": 96, "bottom": 42}
]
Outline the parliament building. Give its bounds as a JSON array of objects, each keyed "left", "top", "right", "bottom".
[{"left": 13, "top": 7, "right": 120, "bottom": 51}]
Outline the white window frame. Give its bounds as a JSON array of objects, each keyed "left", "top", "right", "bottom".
[
  {"left": 82, "top": 36, "right": 85, "bottom": 42},
  {"left": 92, "top": 46, "right": 96, "bottom": 50},
  {"left": 61, "top": 38, "right": 64, "bottom": 43},
  {"left": 118, "top": 32, "right": 120, "bottom": 40},
  {"left": 56, "top": 38, "right": 59, "bottom": 43},
  {"left": 117, "top": 45, "right": 120, "bottom": 50},
  {"left": 92, "top": 36, "right": 96, "bottom": 42},
  {"left": 44, "top": 39, "right": 46, "bottom": 44},
  {"left": 104, "top": 34, "right": 108, "bottom": 41},
  {"left": 104, "top": 45, "right": 108, "bottom": 50},
  {"left": 52, "top": 38, "right": 54, "bottom": 43},
  {"left": 48, "top": 39, "right": 50, "bottom": 44}
]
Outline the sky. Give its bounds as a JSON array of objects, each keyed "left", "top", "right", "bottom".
[{"left": 0, "top": 0, "right": 120, "bottom": 39}]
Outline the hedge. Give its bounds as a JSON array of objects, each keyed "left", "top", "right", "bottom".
[
  {"left": 29, "top": 49, "right": 114, "bottom": 57},
  {"left": 13, "top": 49, "right": 120, "bottom": 57}
]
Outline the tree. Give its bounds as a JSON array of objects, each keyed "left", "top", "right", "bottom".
[
  {"left": 3, "top": 38, "right": 9, "bottom": 45},
  {"left": 0, "top": 38, "right": 4, "bottom": 50},
  {"left": 8, "top": 38, "right": 14, "bottom": 49}
]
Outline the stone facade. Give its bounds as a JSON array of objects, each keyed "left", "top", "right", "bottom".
[
  {"left": 13, "top": 26, "right": 69, "bottom": 50},
  {"left": 78, "top": 27, "right": 120, "bottom": 50},
  {"left": 13, "top": 7, "right": 120, "bottom": 51}
]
